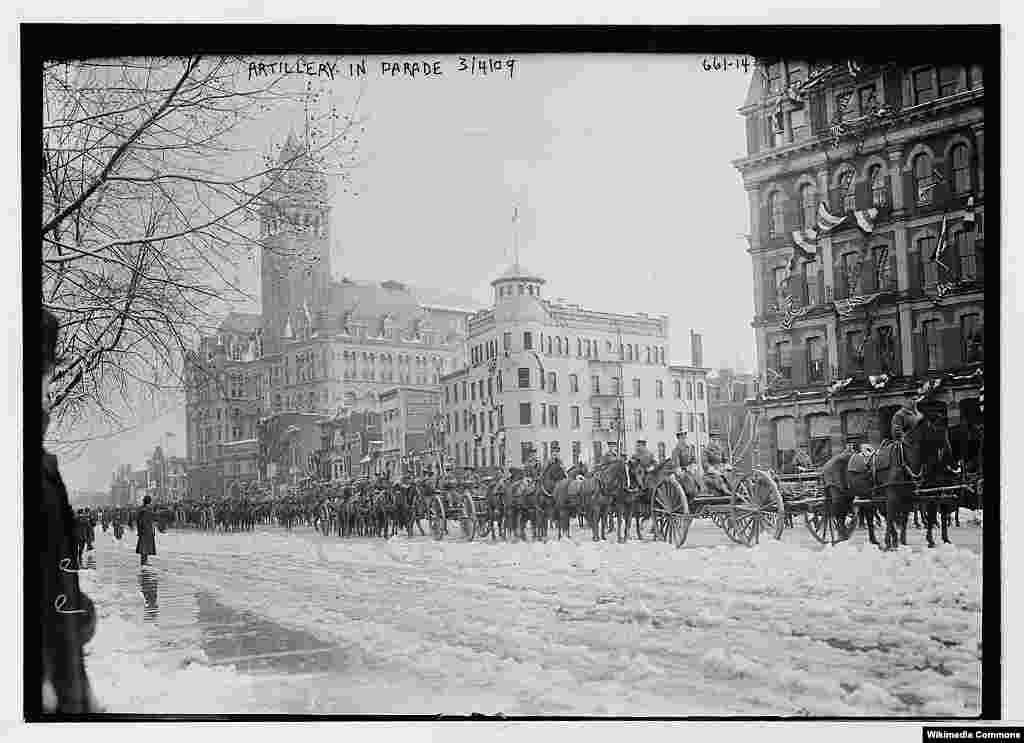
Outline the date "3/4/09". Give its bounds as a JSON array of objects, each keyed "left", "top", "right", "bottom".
[{"left": 458, "top": 56, "right": 517, "bottom": 78}]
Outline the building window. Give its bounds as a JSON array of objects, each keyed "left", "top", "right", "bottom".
[
  {"left": 612, "top": 377, "right": 621, "bottom": 396},
  {"left": 633, "top": 409, "right": 643, "bottom": 431},
  {"left": 951, "top": 144, "right": 971, "bottom": 194},
  {"left": 918, "top": 236, "right": 939, "bottom": 288},
  {"left": 625, "top": 344, "right": 633, "bottom": 362},
  {"left": 697, "top": 382, "right": 704, "bottom": 400},
  {"left": 569, "top": 374, "right": 579, "bottom": 393},
  {"left": 523, "top": 331, "right": 533, "bottom": 351},
  {"left": 807, "top": 336, "right": 825, "bottom": 382},
  {"left": 841, "top": 251, "right": 861, "bottom": 298},
  {"left": 962, "top": 313, "right": 983, "bottom": 363},
  {"left": 774, "top": 416, "right": 797, "bottom": 473},
  {"left": 518, "top": 368, "right": 530, "bottom": 388},
  {"left": 913, "top": 68, "right": 935, "bottom": 104},
  {"left": 471, "top": 382, "right": 476, "bottom": 401},
  {"left": 698, "top": 413, "right": 706, "bottom": 433},
  {"left": 462, "top": 381, "right": 468, "bottom": 400},
  {"left": 790, "top": 107, "right": 809, "bottom": 141},
  {"left": 774, "top": 340, "right": 793, "bottom": 380},
  {"left": 655, "top": 380, "right": 664, "bottom": 398},
  {"left": 914, "top": 153, "right": 935, "bottom": 205},
  {"left": 571, "top": 406, "right": 581, "bottom": 429},
  {"left": 857, "top": 83, "right": 878, "bottom": 115},
  {"left": 656, "top": 410, "right": 665, "bottom": 430},
  {"left": 591, "top": 375, "right": 600, "bottom": 394},
  {"left": 686, "top": 381, "right": 694, "bottom": 400},
  {"left": 804, "top": 261, "right": 820, "bottom": 305},
  {"left": 548, "top": 371, "right": 557, "bottom": 392},
  {"left": 673, "top": 379, "right": 681, "bottom": 398},
  {"left": 592, "top": 441, "right": 603, "bottom": 463},
  {"left": 938, "top": 65, "right": 962, "bottom": 98},
  {"left": 800, "top": 184, "right": 817, "bottom": 230},
  {"left": 952, "top": 229, "right": 974, "bottom": 281},
  {"left": 592, "top": 407, "right": 602, "bottom": 429},
  {"left": 840, "top": 170, "right": 856, "bottom": 213},
  {"left": 503, "top": 332, "right": 511, "bottom": 351},
  {"left": 632, "top": 378, "right": 641, "bottom": 398},
  {"left": 774, "top": 266, "right": 789, "bottom": 308},
  {"left": 923, "top": 320, "right": 941, "bottom": 371},
  {"left": 768, "top": 192, "right": 784, "bottom": 239},
  {"left": 845, "top": 330, "right": 865, "bottom": 372},
  {"left": 688, "top": 413, "right": 695, "bottom": 432},
  {"left": 872, "top": 245, "right": 893, "bottom": 289},
  {"left": 876, "top": 326, "right": 898, "bottom": 374},
  {"left": 549, "top": 405, "right": 559, "bottom": 428},
  {"left": 868, "top": 164, "right": 889, "bottom": 208},
  {"left": 519, "top": 403, "right": 532, "bottom": 425},
  {"left": 540, "top": 403, "right": 547, "bottom": 426}
]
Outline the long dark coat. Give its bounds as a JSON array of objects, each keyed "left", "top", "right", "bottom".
[
  {"left": 135, "top": 505, "right": 157, "bottom": 557},
  {"left": 40, "top": 451, "right": 96, "bottom": 714}
]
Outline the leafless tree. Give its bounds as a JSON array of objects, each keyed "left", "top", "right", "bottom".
[{"left": 42, "top": 55, "right": 365, "bottom": 446}]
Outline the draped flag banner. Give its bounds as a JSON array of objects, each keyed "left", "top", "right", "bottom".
[
  {"left": 792, "top": 229, "right": 819, "bottom": 255},
  {"left": 918, "top": 378, "right": 943, "bottom": 396},
  {"left": 868, "top": 374, "right": 891, "bottom": 390},
  {"left": 827, "top": 377, "right": 854, "bottom": 396},
  {"left": 780, "top": 302, "right": 811, "bottom": 330},
  {"left": 817, "top": 202, "right": 846, "bottom": 232},
  {"left": 932, "top": 212, "right": 949, "bottom": 270},
  {"left": 854, "top": 207, "right": 879, "bottom": 234},
  {"left": 935, "top": 281, "right": 957, "bottom": 298},
  {"left": 833, "top": 292, "right": 881, "bottom": 319}
]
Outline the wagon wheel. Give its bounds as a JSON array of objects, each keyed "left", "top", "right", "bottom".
[
  {"left": 429, "top": 495, "right": 446, "bottom": 540},
  {"left": 725, "top": 470, "right": 786, "bottom": 546},
  {"left": 459, "top": 494, "right": 477, "bottom": 541},
  {"left": 804, "top": 500, "right": 859, "bottom": 545},
  {"left": 652, "top": 479, "right": 692, "bottom": 548}
]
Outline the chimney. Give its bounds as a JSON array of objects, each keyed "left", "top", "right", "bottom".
[{"left": 690, "top": 330, "right": 704, "bottom": 368}]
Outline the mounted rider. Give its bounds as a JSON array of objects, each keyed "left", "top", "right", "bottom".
[
  {"left": 540, "top": 442, "right": 564, "bottom": 487},
  {"left": 890, "top": 388, "right": 925, "bottom": 443},
  {"left": 632, "top": 439, "right": 657, "bottom": 491},
  {"left": 599, "top": 441, "right": 621, "bottom": 468},
  {"left": 702, "top": 440, "right": 736, "bottom": 498}
]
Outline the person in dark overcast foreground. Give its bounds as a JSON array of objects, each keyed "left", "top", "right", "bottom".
[
  {"left": 40, "top": 308, "right": 100, "bottom": 714},
  {"left": 136, "top": 495, "right": 157, "bottom": 566}
]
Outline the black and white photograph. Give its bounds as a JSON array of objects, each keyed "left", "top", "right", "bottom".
[{"left": 21, "top": 22, "right": 1002, "bottom": 722}]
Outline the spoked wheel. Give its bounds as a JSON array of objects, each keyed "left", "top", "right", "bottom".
[
  {"left": 429, "top": 496, "right": 447, "bottom": 540},
  {"left": 459, "top": 494, "right": 477, "bottom": 541},
  {"left": 652, "top": 480, "right": 692, "bottom": 548},
  {"left": 724, "top": 470, "right": 786, "bottom": 546},
  {"left": 804, "top": 505, "right": 859, "bottom": 545}
]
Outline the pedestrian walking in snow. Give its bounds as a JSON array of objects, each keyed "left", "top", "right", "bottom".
[{"left": 135, "top": 496, "right": 157, "bottom": 566}]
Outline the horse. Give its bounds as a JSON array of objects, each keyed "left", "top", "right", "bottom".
[
  {"left": 580, "top": 460, "right": 629, "bottom": 542},
  {"left": 532, "top": 462, "right": 567, "bottom": 541},
  {"left": 843, "top": 417, "right": 949, "bottom": 550},
  {"left": 503, "top": 475, "right": 538, "bottom": 541},
  {"left": 477, "top": 477, "right": 507, "bottom": 541},
  {"left": 915, "top": 422, "right": 962, "bottom": 546},
  {"left": 551, "top": 463, "right": 591, "bottom": 539}
]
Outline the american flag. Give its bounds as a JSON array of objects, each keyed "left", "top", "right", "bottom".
[{"left": 833, "top": 292, "right": 880, "bottom": 319}]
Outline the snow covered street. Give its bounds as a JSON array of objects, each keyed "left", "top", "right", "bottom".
[{"left": 79, "top": 520, "right": 983, "bottom": 716}]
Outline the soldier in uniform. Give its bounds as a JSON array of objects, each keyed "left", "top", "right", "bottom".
[
  {"left": 671, "top": 431, "right": 693, "bottom": 473},
  {"left": 541, "top": 443, "right": 564, "bottom": 485},
  {"left": 632, "top": 439, "right": 657, "bottom": 490},
  {"left": 890, "top": 389, "right": 925, "bottom": 443},
  {"left": 821, "top": 444, "right": 857, "bottom": 539},
  {"left": 599, "top": 442, "right": 621, "bottom": 468},
  {"left": 793, "top": 446, "right": 814, "bottom": 473}
]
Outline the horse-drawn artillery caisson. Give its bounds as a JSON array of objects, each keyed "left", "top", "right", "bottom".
[
  {"left": 645, "top": 450, "right": 786, "bottom": 549},
  {"left": 782, "top": 388, "right": 983, "bottom": 549}
]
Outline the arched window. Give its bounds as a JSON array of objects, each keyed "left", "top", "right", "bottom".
[
  {"left": 914, "top": 153, "right": 935, "bottom": 205},
  {"left": 768, "top": 192, "right": 784, "bottom": 239},
  {"left": 800, "top": 184, "right": 817, "bottom": 229},
  {"left": 686, "top": 381, "right": 694, "bottom": 400},
  {"left": 839, "top": 169, "right": 856, "bottom": 212},
  {"left": 951, "top": 144, "right": 971, "bottom": 194},
  {"left": 868, "top": 164, "right": 889, "bottom": 208}
]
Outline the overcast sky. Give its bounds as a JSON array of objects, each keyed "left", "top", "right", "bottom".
[{"left": 61, "top": 54, "right": 754, "bottom": 491}]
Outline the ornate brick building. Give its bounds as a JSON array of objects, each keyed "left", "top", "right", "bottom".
[
  {"left": 185, "top": 134, "right": 479, "bottom": 497},
  {"left": 734, "top": 60, "right": 985, "bottom": 472}
]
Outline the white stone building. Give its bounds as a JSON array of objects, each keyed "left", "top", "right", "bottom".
[{"left": 439, "top": 264, "right": 710, "bottom": 470}]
